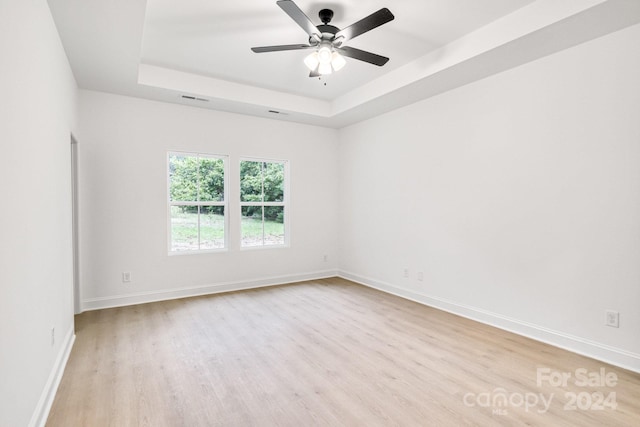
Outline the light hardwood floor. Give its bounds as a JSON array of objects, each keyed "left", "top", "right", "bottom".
[{"left": 47, "top": 278, "right": 640, "bottom": 426}]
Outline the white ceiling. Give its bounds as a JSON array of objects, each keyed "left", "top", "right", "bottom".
[
  {"left": 48, "top": 0, "right": 640, "bottom": 128},
  {"left": 141, "top": 0, "right": 534, "bottom": 100}
]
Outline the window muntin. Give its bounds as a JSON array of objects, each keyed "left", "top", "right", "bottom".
[
  {"left": 168, "top": 152, "right": 227, "bottom": 253},
  {"left": 240, "top": 159, "right": 288, "bottom": 248}
]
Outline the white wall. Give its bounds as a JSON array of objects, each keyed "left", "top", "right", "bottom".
[
  {"left": 0, "top": 1, "right": 77, "bottom": 426},
  {"left": 338, "top": 23, "right": 640, "bottom": 371},
  {"left": 78, "top": 91, "right": 339, "bottom": 309}
]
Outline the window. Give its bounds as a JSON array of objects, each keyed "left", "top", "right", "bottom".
[
  {"left": 240, "top": 159, "right": 288, "bottom": 247},
  {"left": 168, "top": 152, "right": 227, "bottom": 252}
]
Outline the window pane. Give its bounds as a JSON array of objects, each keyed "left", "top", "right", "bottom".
[
  {"left": 199, "top": 157, "right": 225, "bottom": 202},
  {"left": 170, "top": 205, "right": 199, "bottom": 251},
  {"left": 264, "top": 162, "right": 284, "bottom": 202},
  {"left": 240, "top": 161, "right": 263, "bottom": 202},
  {"left": 169, "top": 154, "right": 198, "bottom": 202},
  {"left": 200, "top": 206, "right": 225, "bottom": 249},
  {"left": 264, "top": 206, "right": 285, "bottom": 245},
  {"left": 241, "top": 206, "right": 264, "bottom": 247}
]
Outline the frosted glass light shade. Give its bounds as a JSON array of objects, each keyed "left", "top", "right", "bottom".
[
  {"left": 331, "top": 52, "right": 346, "bottom": 71},
  {"left": 318, "top": 62, "right": 332, "bottom": 75},
  {"left": 317, "top": 46, "right": 333, "bottom": 64},
  {"left": 304, "top": 52, "right": 319, "bottom": 71}
]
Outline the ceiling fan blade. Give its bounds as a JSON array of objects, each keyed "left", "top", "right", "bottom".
[
  {"left": 277, "top": 0, "right": 321, "bottom": 39},
  {"left": 335, "top": 8, "right": 394, "bottom": 44},
  {"left": 335, "top": 46, "right": 389, "bottom": 66},
  {"left": 251, "top": 44, "right": 315, "bottom": 53}
]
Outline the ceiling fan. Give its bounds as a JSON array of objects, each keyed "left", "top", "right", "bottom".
[{"left": 251, "top": 0, "right": 394, "bottom": 77}]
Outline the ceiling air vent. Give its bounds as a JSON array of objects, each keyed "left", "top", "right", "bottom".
[
  {"left": 181, "top": 95, "right": 209, "bottom": 102},
  {"left": 268, "top": 110, "right": 289, "bottom": 115}
]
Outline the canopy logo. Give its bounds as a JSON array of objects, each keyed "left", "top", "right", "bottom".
[
  {"left": 463, "top": 388, "right": 553, "bottom": 416},
  {"left": 463, "top": 367, "right": 619, "bottom": 416}
]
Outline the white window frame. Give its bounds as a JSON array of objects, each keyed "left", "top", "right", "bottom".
[
  {"left": 167, "top": 151, "right": 229, "bottom": 254},
  {"left": 239, "top": 157, "right": 290, "bottom": 249}
]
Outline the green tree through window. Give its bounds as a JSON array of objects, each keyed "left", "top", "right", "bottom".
[
  {"left": 240, "top": 159, "right": 287, "bottom": 247},
  {"left": 169, "top": 153, "right": 227, "bottom": 252}
]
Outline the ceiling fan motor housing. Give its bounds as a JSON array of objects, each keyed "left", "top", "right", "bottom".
[
  {"left": 319, "top": 8, "right": 334, "bottom": 24},
  {"left": 309, "top": 9, "right": 339, "bottom": 46},
  {"left": 311, "top": 25, "right": 339, "bottom": 45}
]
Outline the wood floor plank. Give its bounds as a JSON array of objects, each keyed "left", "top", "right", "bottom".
[{"left": 46, "top": 278, "right": 640, "bottom": 426}]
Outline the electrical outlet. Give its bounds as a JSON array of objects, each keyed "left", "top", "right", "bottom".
[
  {"left": 605, "top": 310, "right": 619, "bottom": 328},
  {"left": 417, "top": 271, "right": 424, "bottom": 281},
  {"left": 403, "top": 268, "right": 409, "bottom": 278},
  {"left": 323, "top": 254, "right": 328, "bottom": 262},
  {"left": 122, "top": 272, "right": 131, "bottom": 283},
  {"left": 51, "top": 327, "right": 55, "bottom": 346}
]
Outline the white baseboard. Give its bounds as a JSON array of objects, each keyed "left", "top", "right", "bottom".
[
  {"left": 29, "top": 326, "right": 75, "bottom": 427},
  {"left": 82, "top": 270, "right": 339, "bottom": 312},
  {"left": 339, "top": 270, "right": 640, "bottom": 374}
]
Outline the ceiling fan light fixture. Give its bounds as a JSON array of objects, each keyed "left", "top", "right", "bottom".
[
  {"left": 317, "top": 44, "right": 333, "bottom": 64},
  {"left": 331, "top": 51, "right": 346, "bottom": 72},
  {"left": 305, "top": 46, "right": 346, "bottom": 75},
  {"left": 304, "top": 51, "right": 320, "bottom": 71},
  {"left": 318, "top": 62, "right": 333, "bottom": 75}
]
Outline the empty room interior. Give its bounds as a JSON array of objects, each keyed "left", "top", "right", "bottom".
[{"left": 2, "top": 0, "right": 640, "bottom": 426}]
